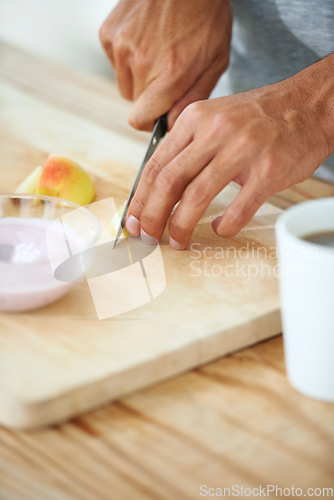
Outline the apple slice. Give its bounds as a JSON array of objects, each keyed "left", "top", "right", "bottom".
[{"left": 36, "top": 155, "right": 95, "bottom": 205}]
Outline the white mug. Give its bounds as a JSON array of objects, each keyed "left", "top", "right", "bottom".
[{"left": 275, "top": 197, "right": 334, "bottom": 402}]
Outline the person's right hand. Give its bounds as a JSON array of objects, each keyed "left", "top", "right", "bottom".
[{"left": 99, "top": 0, "right": 232, "bottom": 131}]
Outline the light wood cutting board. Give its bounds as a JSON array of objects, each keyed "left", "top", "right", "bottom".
[{"left": 0, "top": 55, "right": 282, "bottom": 430}]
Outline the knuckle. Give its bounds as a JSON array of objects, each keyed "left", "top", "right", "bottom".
[
  {"left": 129, "top": 195, "right": 144, "bottom": 216},
  {"left": 140, "top": 211, "right": 159, "bottom": 233},
  {"left": 99, "top": 23, "right": 109, "bottom": 46},
  {"left": 209, "top": 112, "right": 229, "bottom": 136},
  {"left": 201, "top": 112, "right": 235, "bottom": 144},
  {"left": 238, "top": 127, "right": 268, "bottom": 158},
  {"left": 143, "top": 157, "right": 163, "bottom": 185},
  {"left": 255, "top": 155, "right": 277, "bottom": 190},
  {"left": 160, "top": 51, "right": 181, "bottom": 80},
  {"left": 133, "top": 47, "right": 149, "bottom": 76},
  {"left": 242, "top": 125, "right": 261, "bottom": 145},
  {"left": 112, "top": 34, "right": 123, "bottom": 52},
  {"left": 184, "top": 181, "right": 211, "bottom": 207},
  {"left": 183, "top": 100, "right": 205, "bottom": 121},
  {"left": 154, "top": 168, "right": 182, "bottom": 196},
  {"left": 112, "top": 32, "right": 130, "bottom": 57}
]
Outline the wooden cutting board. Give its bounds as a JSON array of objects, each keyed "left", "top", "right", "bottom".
[{"left": 0, "top": 46, "right": 282, "bottom": 430}]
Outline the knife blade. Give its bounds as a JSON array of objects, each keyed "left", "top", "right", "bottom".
[{"left": 113, "top": 114, "right": 168, "bottom": 248}]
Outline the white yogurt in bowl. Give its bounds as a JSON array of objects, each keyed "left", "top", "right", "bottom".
[{"left": 0, "top": 195, "right": 100, "bottom": 312}]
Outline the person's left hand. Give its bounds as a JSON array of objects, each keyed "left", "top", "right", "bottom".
[
  {"left": 99, "top": 0, "right": 232, "bottom": 131},
  {"left": 124, "top": 71, "right": 331, "bottom": 249}
]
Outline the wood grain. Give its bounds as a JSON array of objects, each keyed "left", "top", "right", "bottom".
[
  {"left": 0, "top": 42, "right": 334, "bottom": 499},
  {"left": 1, "top": 337, "right": 333, "bottom": 500}
]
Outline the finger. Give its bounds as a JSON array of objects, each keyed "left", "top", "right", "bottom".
[
  {"left": 114, "top": 63, "right": 134, "bottom": 101},
  {"left": 138, "top": 142, "right": 216, "bottom": 241},
  {"left": 128, "top": 53, "right": 224, "bottom": 131},
  {"left": 167, "top": 158, "right": 238, "bottom": 249},
  {"left": 212, "top": 179, "right": 270, "bottom": 238},
  {"left": 99, "top": 23, "right": 116, "bottom": 68},
  {"left": 113, "top": 43, "right": 134, "bottom": 100},
  {"left": 100, "top": 21, "right": 135, "bottom": 101},
  {"left": 126, "top": 120, "right": 194, "bottom": 225}
]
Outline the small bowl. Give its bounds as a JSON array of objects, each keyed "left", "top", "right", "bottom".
[{"left": 0, "top": 194, "right": 100, "bottom": 312}]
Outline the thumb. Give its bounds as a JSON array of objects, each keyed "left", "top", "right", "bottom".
[
  {"left": 128, "top": 77, "right": 176, "bottom": 131},
  {"left": 129, "top": 57, "right": 225, "bottom": 131}
]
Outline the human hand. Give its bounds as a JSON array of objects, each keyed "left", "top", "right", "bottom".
[
  {"left": 124, "top": 69, "right": 332, "bottom": 249},
  {"left": 99, "top": 0, "right": 232, "bottom": 130}
]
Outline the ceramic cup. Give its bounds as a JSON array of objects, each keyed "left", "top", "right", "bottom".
[{"left": 275, "top": 197, "right": 334, "bottom": 402}]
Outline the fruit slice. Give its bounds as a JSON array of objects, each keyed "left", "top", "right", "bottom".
[
  {"left": 15, "top": 166, "right": 42, "bottom": 194},
  {"left": 109, "top": 203, "right": 129, "bottom": 239},
  {"left": 36, "top": 155, "right": 95, "bottom": 205}
]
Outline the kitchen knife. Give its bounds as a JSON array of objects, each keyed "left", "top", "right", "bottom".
[{"left": 113, "top": 114, "right": 168, "bottom": 248}]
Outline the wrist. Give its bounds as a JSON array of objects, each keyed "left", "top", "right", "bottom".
[{"left": 292, "top": 53, "right": 334, "bottom": 159}]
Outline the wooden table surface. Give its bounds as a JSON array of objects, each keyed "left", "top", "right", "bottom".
[{"left": 1, "top": 42, "right": 334, "bottom": 500}]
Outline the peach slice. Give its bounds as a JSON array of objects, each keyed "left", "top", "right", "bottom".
[{"left": 36, "top": 155, "right": 95, "bottom": 205}]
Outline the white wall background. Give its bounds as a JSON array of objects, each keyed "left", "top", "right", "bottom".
[{"left": 0, "top": 0, "right": 118, "bottom": 76}]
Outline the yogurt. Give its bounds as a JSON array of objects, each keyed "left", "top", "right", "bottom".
[{"left": 0, "top": 218, "right": 78, "bottom": 311}]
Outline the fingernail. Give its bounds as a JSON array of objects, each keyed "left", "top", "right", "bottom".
[
  {"left": 169, "top": 236, "right": 185, "bottom": 250},
  {"left": 141, "top": 229, "right": 159, "bottom": 245},
  {"left": 212, "top": 216, "right": 222, "bottom": 230},
  {"left": 125, "top": 215, "right": 140, "bottom": 235}
]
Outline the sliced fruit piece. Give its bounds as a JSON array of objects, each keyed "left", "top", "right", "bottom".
[
  {"left": 36, "top": 155, "right": 95, "bottom": 206},
  {"left": 15, "top": 165, "right": 42, "bottom": 194},
  {"left": 109, "top": 202, "right": 129, "bottom": 239}
]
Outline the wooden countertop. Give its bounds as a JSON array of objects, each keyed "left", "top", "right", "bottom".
[{"left": 1, "top": 42, "right": 334, "bottom": 499}]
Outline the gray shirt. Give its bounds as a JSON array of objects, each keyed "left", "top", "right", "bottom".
[{"left": 212, "top": 0, "right": 334, "bottom": 182}]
